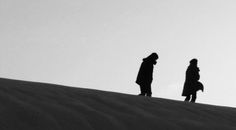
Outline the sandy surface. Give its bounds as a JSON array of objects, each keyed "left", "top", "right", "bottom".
[{"left": 0, "top": 78, "right": 235, "bottom": 130}]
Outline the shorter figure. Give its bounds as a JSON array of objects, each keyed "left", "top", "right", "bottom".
[
  {"left": 182, "top": 59, "right": 204, "bottom": 102},
  {"left": 136, "top": 53, "right": 159, "bottom": 97}
]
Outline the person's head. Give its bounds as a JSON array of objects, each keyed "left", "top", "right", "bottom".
[
  {"left": 146, "top": 53, "right": 159, "bottom": 64},
  {"left": 149, "top": 53, "right": 159, "bottom": 61},
  {"left": 190, "top": 58, "right": 198, "bottom": 66}
]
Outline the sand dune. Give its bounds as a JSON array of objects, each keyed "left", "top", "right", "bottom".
[{"left": 0, "top": 78, "right": 235, "bottom": 130}]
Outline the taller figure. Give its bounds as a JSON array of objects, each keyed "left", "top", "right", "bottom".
[
  {"left": 182, "top": 59, "right": 204, "bottom": 103},
  {"left": 136, "top": 53, "right": 159, "bottom": 97}
]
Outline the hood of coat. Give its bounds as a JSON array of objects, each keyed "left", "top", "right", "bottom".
[{"left": 143, "top": 58, "right": 157, "bottom": 65}]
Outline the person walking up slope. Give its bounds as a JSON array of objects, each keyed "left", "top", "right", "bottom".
[
  {"left": 136, "top": 53, "right": 159, "bottom": 97},
  {"left": 182, "top": 59, "right": 204, "bottom": 103}
]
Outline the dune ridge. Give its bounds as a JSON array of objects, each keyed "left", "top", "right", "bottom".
[{"left": 0, "top": 78, "right": 235, "bottom": 130}]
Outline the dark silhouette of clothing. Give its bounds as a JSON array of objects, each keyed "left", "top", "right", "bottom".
[
  {"left": 136, "top": 53, "right": 158, "bottom": 97},
  {"left": 182, "top": 59, "right": 204, "bottom": 102}
]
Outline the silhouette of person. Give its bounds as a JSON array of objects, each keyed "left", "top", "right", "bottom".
[
  {"left": 182, "top": 59, "right": 204, "bottom": 103},
  {"left": 136, "top": 53, "right": 159, "bottom": 97}
]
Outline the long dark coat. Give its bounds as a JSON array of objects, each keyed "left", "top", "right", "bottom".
[
  {"left": 182, "top": 65, "right": 200, "bottom": 96},
  {"left": 136, "top": 58, "right": 155, "bottom": 86}
]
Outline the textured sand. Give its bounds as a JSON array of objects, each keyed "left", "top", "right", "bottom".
[{"left": 0, "top": 78, "right": 235, "bottom": 130}]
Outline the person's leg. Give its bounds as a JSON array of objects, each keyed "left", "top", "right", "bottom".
[
  {"left": 191, "top": 92, "right": 197, "bottom": 103},
  {"left": 184, "top": 95, "right": 191, "bottom": 102},
  {"left": 146, "top": 84, "right": 152, "bottom": 97},
  {"left": 139, "top": 85, "right": 145, "bottom": 96}
]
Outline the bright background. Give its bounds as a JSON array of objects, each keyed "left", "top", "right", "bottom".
[{"left": 1, "top": 0, "right": 236, "bottom": 107}]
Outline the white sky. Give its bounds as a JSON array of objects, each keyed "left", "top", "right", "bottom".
[{"left": 1, "top": 0, "right": 236, "bottom": 107}]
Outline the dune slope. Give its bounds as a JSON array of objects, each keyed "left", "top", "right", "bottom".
[{"left": 0, "top": 78, "right": 235, "bottom": 130}]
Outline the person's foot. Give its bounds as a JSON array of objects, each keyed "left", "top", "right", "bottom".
[
  {"left": 138, "top": 93, "right": 145, "bottom": 96},
  {"left": 146, "top": 94, "right": 152, "bottom": 97}
]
